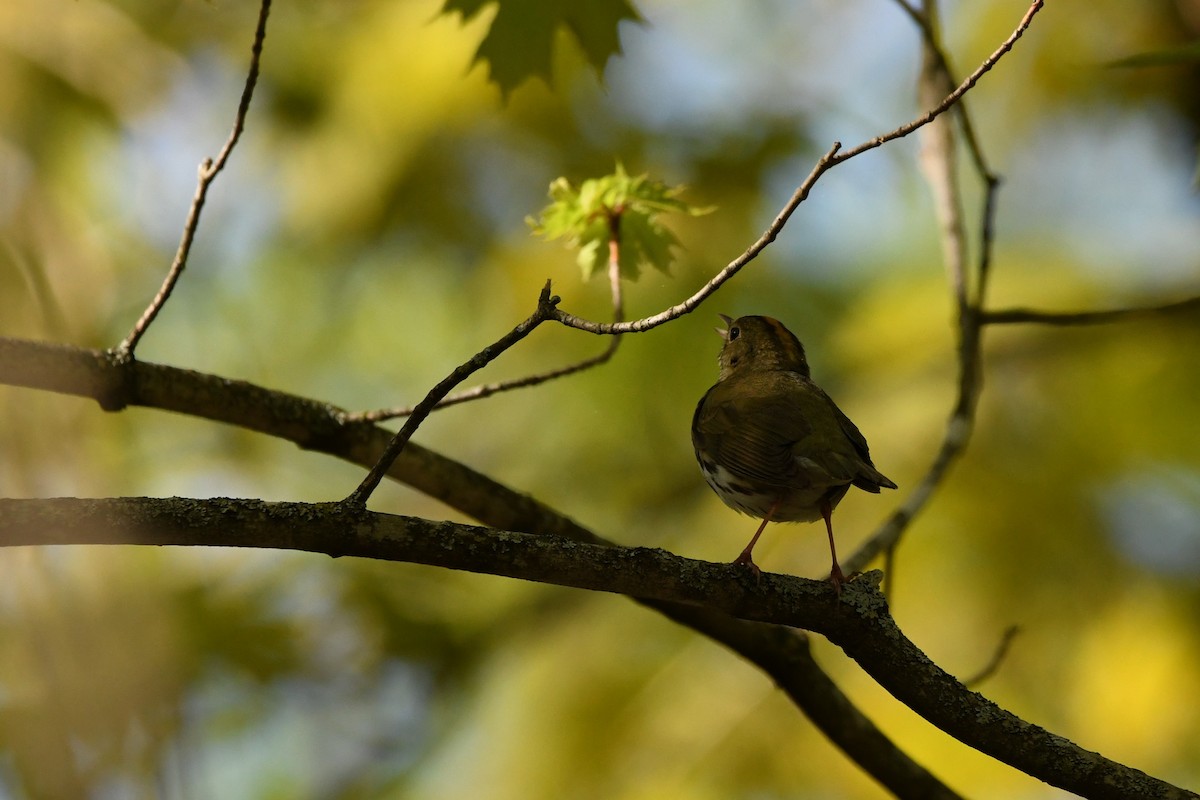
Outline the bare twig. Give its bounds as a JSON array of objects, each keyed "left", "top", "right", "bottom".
[
  {"left": 872, "top": 0, "right": 975, "bottom": 580},
  {"left": 116, "top": 0, "right": 272, "bottom": 358},
  {"left": 964, "top": 625, "right": 1021, "bottom": 688},
  {"left": 549, "top": 0, "right": 1045, "bottom": 338},
  {"left": 982, "top": 296, "right": 1200, "bottom": 325},
  {"left": 974, "top": 174, "right": 1003, "bottom": 306},
  {"left": 349, "top": 337, "right": 622, "bottom": 422},
  {"left": 345, "top": 282, "right": 562, "bottom": 506},
  {"left": 830, "top": 0, "right": 1042, "bottom": 168},
  {"left": 350, "top": 218, "right": 628, "bottom": 424},
  {"left": 890, "top": 0, "right": 923, "bottom": 25}
]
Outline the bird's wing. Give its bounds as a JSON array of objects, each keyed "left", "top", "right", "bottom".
[
  {"left": 693, "top": 384, "right": 809, "bottom": 488},
  {"left": 695, "top": 372, "right": 897, "bottom": 492},
  {"left": 809, "top": 381, "right": 898, "bottom": 492}
]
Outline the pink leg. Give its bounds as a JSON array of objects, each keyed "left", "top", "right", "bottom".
[
  {"left": 821, "top": 500, "right": 845, "bottom": 593},
  {"left": 733, "top": 499, "right": 780, "bottom": 578}
]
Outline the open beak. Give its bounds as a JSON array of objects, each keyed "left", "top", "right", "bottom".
[{"left": 715, "top": 314, "right": 733, "bottom": 340}]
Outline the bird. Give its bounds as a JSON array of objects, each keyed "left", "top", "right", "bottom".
[{"left": 691, "top": 315, "right": 896, "bottom": 590}]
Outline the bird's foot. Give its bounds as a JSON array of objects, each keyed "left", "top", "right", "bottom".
[
  {"left": 732, "top": 551, "right": 762, "bottom": 584},
  {"left": 829, "top": 563, "right": 847, "bottom": 596}
]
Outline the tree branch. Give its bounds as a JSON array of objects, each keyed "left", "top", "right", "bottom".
[
  {"left": 549, "top": 142, "right": 843, "bottom": 335},
  {"left": 0, "top": 335, "right": 954, "bottom": 798},
  {"left": 1, "top": 496, "right": 1193, "bottom": 800},
  {"left": 982, "top": 296, "right": 1200, "bottom": 326},
  {"left": 843, "top": 0, "right": 1013, "bottom": 574}
]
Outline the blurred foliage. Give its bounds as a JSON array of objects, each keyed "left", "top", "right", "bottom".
[
  {"left": 1, "top": 0, "right": 1200, "bottom": 798},
  {"left": 1108, "top": 39, "right": 1200, "bottom": 68}
]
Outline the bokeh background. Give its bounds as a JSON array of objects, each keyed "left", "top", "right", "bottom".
[{"left": 2, "top": 0, "right": 1200, "bottom": 797}]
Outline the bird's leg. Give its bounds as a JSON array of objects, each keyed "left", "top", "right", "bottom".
[
  {"left": 821, "top": 499, "right": 845, "bottom": 594},
  {"left": 733, "top": 500, "right": 779, "bottom": 580}
]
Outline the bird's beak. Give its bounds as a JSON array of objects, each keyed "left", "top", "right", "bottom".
[{"left": 716, "top": 314, "right": 733, "bottom": 340}]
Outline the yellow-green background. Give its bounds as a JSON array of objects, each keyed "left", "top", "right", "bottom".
[{"left": 2, "top": 0, "right": 1199, "bottom": 797}]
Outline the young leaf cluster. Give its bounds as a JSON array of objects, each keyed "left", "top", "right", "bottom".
[{"left": 529, "top": 164, "right": 713, "bottom": 281}]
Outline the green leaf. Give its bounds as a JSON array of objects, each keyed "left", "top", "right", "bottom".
[
  {"left": 529, "top": 164, "right": 715, "bottom": 282},
  {"left": 441, "top": 0, "right": 643, "bottom": 95}
]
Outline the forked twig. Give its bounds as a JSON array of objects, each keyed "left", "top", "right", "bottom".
[
  {"left": 349, "top": 225, "right": 627, "bottom": 423},
  {"left": 349, "top": 337, "right": 621, "bottom": 423},
  {"left": 116, "top": 0, "right": 272, "bottom": 358},
  {"left": 847, "top": 193, "right": 998, "bottom": 572},
  {"left": 345, "top": 282, "right": 562, "bottom": 507},
  {"left": 889, "top": 0, "right": 996, "bottom": 182},
  {"left": 849, "top": 0, "right": 1197, "bottom": 576}
]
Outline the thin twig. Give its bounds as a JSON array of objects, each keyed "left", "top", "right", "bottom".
[
  {"left": 345, "top": 282, "right": 562, "bottom": 507},
  {"left": 349, "top": 338, "right": 622, "bottom": 422},
  {"left": 350, "top": 220, "right": 628, "bottom": 423},
  {"left": 116, "top": 0, "right": 272, "bottom": 358},
  {"left": 963, "top": 625, "right": 1021, "bottom": 688},
  {"left": 974, "top": 174, "right": 1003, "bottom": 307},
  {"left": 890, "top": 0, "right": 923, "bottom": 25},
  {"left": 550, "top": 0, "right": 1045, "bottom": 338},
  {"left": 828, "top": 0, "right": 1043, "bottom": 167},
  {"left": 982, "top": 296, "right": 1200, "bottom": 325}
]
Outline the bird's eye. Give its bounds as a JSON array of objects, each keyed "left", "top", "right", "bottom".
[{"left": 728, "top": 326, "right": 740, "bottom": 341}]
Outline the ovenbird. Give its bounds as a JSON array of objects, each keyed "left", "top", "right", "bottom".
[{"left": 691, "top": 315, "right": 896, "bottom": 590}]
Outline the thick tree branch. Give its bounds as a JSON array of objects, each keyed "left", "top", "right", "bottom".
[
  {"left": 656, "top": 612, "right": 962, "bottom": 799},
  {"left": 1, "top": 496, "right": 1194, "bottom": 800},
  {"left": 0, "top": 335, "right": 954, "bottom": 798}
]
